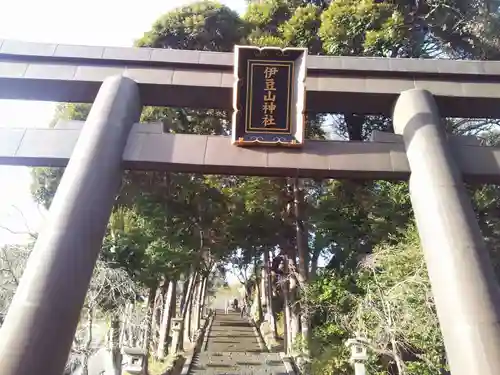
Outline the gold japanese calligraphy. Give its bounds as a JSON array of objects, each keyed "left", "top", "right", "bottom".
[
  {"left": 233, "top": 45, "right": 307, "bottom": 147},
  {"left": 265, "top": 79, "right": 276, "bottom": 91},
  {"left": 262, "top": 66, "right": 279, "bottom": 127}
]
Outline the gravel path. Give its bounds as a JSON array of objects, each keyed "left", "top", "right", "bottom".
[{"left": 189, "top": 311, "right": 289, "bottom": 375}]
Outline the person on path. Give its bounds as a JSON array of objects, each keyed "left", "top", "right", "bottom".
[
  {"left": 225, "top": 299, "right": 230, "bottom": 314},
  {"left": 240, "top": 299, "right": 247, "bottom": 318}
]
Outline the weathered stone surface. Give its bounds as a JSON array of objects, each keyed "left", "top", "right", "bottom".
[
  {"left": 3, "top": 40, "right": 500, "bottom": 116},
  {"left": 190, "top": 311, "right": 287, "bottom": 375}
]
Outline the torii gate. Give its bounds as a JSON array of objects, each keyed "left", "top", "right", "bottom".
[{"left": 1, "top": 39, "right": 500, "bottom": 375}]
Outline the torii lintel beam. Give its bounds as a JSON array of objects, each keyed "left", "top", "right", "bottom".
[
  {"left": 1, "top": 40, "right": 500, "bottom": 117},
  {"left": 1, "top": 121, "right": 499, "bottom": 183}
]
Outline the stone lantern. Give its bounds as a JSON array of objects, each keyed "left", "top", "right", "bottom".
[
  {"left": 121, "top": 347, "right": 147, "bottom": 375},
  {"left": 170, "top": 317, "right": 184, "bottom": 353},
  {"left": 345, "top": 334, "right": 369, "bottom": 375}
]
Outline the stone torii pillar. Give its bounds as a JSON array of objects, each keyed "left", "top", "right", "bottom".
[
  {"left": 0, "top": 75, "right": 142, "bottom": 375},
  {"left": 393, "top": 89, "right": 500, "bottom": 375}
]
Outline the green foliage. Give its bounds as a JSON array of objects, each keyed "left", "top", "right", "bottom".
[
  {"left": 135, "top": 1, "right": 247, "bottom": 51},
  {"left": 0, "top": 243, "right": 33, "bottom": 317},
  {"left": 109, "top": 189, "right": 195, "bottom": 285},
  {"left": 280, "top": 4, "right": 322, "bottom": 51},
  {"left": 87, "top": 260, "right": 137, "bottom": 312},
  {"left": 354, "top": 229, "right": 447, "bottom": 374},
  {"left": 310, "top": 344, "right": 352, "bottom": 375},
  {"left": 31, "top": 167, "right": 65, "bottom": 209},
  {"left": 49, "top": 103, "right": 91, "bottom": 128},
  {"left": 249, "top": 33, "right": 289, "bottom": 48},
  {"left": 307, "top": 228, "right": 448, "bottom": 374},
  {"left": 470, "top": 183, "right": 500, "bottom": 276},
  {"left": 319, "top": 0, "right": 405, "bottom": 56},
  {"left": 245, "top": 0, "right": 295, "bottom": 32},
  {"left": 419, "top": 0, "right": 500, "bottom": 59},
  {"left": 310, "top": 180, "right": 412, "bottom": 274}
]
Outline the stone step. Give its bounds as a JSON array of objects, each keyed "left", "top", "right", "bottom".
[{"left": 189, "top": 310, "right": 288, "bottom": 374}]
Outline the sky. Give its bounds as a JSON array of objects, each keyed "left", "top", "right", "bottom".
[{"left": 0, "top": 0, "right": 247, "bottom": 246}]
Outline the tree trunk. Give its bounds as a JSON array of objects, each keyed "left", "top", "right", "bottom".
[
  {"left": 299, "top": 308, "right": 311, "bottom": 368},
  {"left": 151, "top": 281, "right": 165, "bottom": 356},
  {"left": 289, "top": 275, "right": 301, "bottom": 355},
  {"left": 264, "top": 250, "right": 278, "bottom": 338},
  {"left": 128, "top": 318, "right": 136, "bottom": 347},
  {"left": 280, "top": 250, "right": 295, "bottom": 355},
  {"left": 255, "top": 270, "right": 263, "bottom": 324},
  {"left": 127, "top": 303, "right": 141, "bottom": 348},
  {"left": 293, "top": 178, "right": 309, "bottom": 283},
  {"left": 185, "top": 277, "right": 198, "bottom": 342},
  {"left": 177, "top": 272, "right": 197, "bottom": 352},
  {"left": 294, "top": 178, "right": 312, "bottom": 364},
  {"left": 391, "top": 335, "right": 405, "bottom": 375},
  {"left": 81, "top": 353, "right": 89, "bottom": 375},
  {"left": 143, "top": 285, "right": 157, "bottom": 375},
  {"left": 198, "top": 276, "right": 208, "bottom": 321},
  {"left": 119, "top": 303, "right": 132, "bottom": 347},
  {"left": 155, "top": 282, "right": 165, "bottom": 325},
  {"left": 157, "top": 279, "right": 177, "bottom": 360},
  {"left": 192, "top": 278, "right": 202, "bottom": 334},
  {"left": 81, "top": 307, "right": 93, "bottom": 375},
  {"left": 283, "top": 275, "right": 293, "bottom": 355},
  {"left": 109, "top": 313, "right": 122, "bottom": 375},
  {"left": 253, "top": 258, "right": 263, "bottom": 323},
  {"left": 310, "top": 249, "right": 320, "bottom": 277},
  {"left": 345, "top": 113, "right": 364, "bottom": 141},
  {"left": 261, "top": 267, "right": 267, "bottom": 307},
  {"left": 195, "top": 276, "right": 207, "bottom": 331},
  {"left": 179, "top": 271, "right": 191, "bottom": 313}
]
